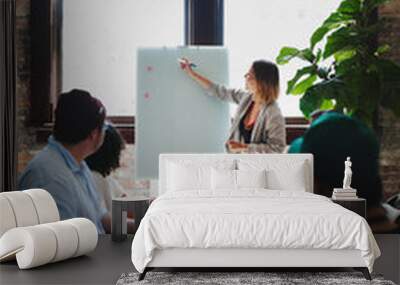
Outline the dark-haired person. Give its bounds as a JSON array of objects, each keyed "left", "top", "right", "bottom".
[
  {"left": 288, "top": 112, "right": 400, "bottom": 233},
  {"left": 18, "top": 89, "right": 111, "bottom": 233},
  {"left": 86, "top": 123, "right": 127, "bottom": 212},
  {"left": 180, "top": 58, "right": 286, "bottom": 153}
]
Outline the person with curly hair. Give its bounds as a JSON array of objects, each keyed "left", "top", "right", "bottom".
[{"left": 86, "top": 123, "right": 127, "bottom": 212}]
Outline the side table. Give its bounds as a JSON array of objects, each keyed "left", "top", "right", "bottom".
[
  {"left": 112, "top": 196, "right": 151, "bottom": 242},
  {"left": 331, "top": 197, "right": 366, "bottom": 218}
]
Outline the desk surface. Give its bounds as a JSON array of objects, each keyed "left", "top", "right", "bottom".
[{"left": 0, "top": 235, "right": 134, "bottom": 285}]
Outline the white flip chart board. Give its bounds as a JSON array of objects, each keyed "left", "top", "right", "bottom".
[{"left": 136, "top": 47, "right": 230, "bottom": 179}]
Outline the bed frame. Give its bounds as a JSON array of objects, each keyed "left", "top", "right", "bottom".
[
  {"left": 140, "top": 248, "right": 370, "bottom": 280},
  {"left": 138, "top": 154, "right": 371, "bottom": 280}
]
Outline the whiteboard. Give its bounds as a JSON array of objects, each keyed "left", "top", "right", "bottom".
[{"left": 136, "top": 47, "right": 230, "bottom": 179}]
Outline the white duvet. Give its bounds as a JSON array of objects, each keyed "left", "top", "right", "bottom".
[{"left": 131, "top": 190, "right": 380, "bottom": 273}]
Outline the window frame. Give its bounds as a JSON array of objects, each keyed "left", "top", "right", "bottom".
[{"left": 30, "top": 0, "right": 63, "bottom": 126}]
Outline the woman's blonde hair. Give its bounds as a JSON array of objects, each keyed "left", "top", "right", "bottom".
[{"left": 252, "top": 60, "right": 280, "bottom": 105}]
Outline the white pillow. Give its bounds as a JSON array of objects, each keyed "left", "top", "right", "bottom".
[
  {"left": 238, "top": 159, "right": 307, "bottom": 191},
  {"left": 211, "top": 169, "right": 268, "bottom": 190},
  {"left": 166, "top": 160, "right": 235, "bottom": 191},
  {"left": 236, "top": 169, "right": 267, "bottom": 189},
  {"left": 211, "top": 168, "right": 236, "bottom": 190},
  {"left": 167, "top": 162, "right": 205, "bottom": 191}
]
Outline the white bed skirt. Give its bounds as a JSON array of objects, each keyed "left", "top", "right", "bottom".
[{"left": 148, "top": 248, "right": 366, "bottom": 268}]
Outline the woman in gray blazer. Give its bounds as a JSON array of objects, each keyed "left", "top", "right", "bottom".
[{"left": 180, "top": 59, "right": 286, "bottom": 153}]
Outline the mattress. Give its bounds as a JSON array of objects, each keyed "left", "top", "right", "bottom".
[{"left": 131, "top": 190, "right": 380, "bottom": 273}]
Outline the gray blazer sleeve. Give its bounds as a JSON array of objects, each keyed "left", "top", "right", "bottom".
[
  {"left": 206, "top": 82, "right": 248, "bottom": 105},
  {"left": 245, "top": 104, "right": 287, "bottom": 154}
]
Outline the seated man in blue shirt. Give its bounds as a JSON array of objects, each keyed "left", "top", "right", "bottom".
[{"left": 18, "top": 89, "right": 111, "bottom": 233}]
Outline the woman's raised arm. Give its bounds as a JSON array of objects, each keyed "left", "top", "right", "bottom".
[{"left": 180, "top": 58, "right": 248, "bottom": 104}]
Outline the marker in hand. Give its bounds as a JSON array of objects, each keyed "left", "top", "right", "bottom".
[{"left": 178, "top": 58, "right": 197, "bottom": 69}]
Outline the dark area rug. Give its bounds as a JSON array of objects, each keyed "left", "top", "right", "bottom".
[{"left": 116, "top": 271, "right": 396, "bottom": 285}]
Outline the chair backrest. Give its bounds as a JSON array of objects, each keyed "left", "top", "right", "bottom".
[
  {"left": 159, "top": 153, "right": 313, "bottom": 196},
  {"left": 0, "top": 189, "right": 60, "bottom": 237}
]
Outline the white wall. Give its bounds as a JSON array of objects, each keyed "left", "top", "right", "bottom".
[
  {"left": 62, "top": 0, "right": 184, "bottom": 116},
  {"left": 63, "top": 0, "right": 341, "bottom": 117}
]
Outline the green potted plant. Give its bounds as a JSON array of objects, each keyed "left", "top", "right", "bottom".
[{"left": 276, "top": 0, "right": 400, "bottom": 135}]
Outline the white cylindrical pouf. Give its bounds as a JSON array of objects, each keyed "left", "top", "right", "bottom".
[
  {"left": 0, "top": 196, "right": 17, "bottom": 237},
  {"left": 1, "top": 192, "right": 39, "bottom": 227},
  {"left": 23, "top": 189, "right": 60, "bottom": 224},
  {"left": 0, "top": 226, "right": 57, "bottom": 269},
  {"left": 65, "top": 218, "right": 98, "bottom": 257},
  {"left": 42, "top": 221, "right": 79, "bottom": 262}
]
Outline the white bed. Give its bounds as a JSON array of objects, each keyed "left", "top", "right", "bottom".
[{"left": 131, "top": 154, "right": 380, "bottom": 280}]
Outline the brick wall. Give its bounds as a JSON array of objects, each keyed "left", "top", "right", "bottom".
[
  {"left": 16, "top": 0, "right": 400, "bottom": 197},
  {"left": 15, "top": 0, "right": 44, "bottom": 173},
  {"left": 379, "top": 0, "right": 400, "bottom": 198}
]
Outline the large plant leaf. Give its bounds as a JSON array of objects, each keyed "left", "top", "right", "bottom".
[
  {"left": 276, "top": 47, "right": 316, "bottom": 65},
  {"left": 340, "top": 64, "right": 381, "bottom": 126},
  {"left": 323, "top": 11, "right": 353, "bottom": 25},
  {"left": 300, "top": 79, "right": 347, "bottom": 117},
  {"left": 316, "top": 48, "right": 323, "bottom": 62},
  {"left": 334, "top": 49, "right": 356, "bottom": 62},
  {"left": 320, "top": 99, "right": 335, "bottom": 110},
  {"left": 276, "top": 47, "right": 300, "bottom": 65},
  {"left": 337, "top": 0, "right": 361, "bottom": 15},
  {"left": 286, "top": 66, "right": 316, "bottom": 94},
  {"left": 291, "top": 75, "right": 318, "bottom": 95},
  {"left": 298, "top": 48, "right": 316, "bottom": 63},
  {"left": 375, "top": 44, "right": 390, "bottom": 56},
  {"left": 300, "top": 91, "right": 323, "bottom": 118},
  {"left": 323, "top": 27, "right": 357, "bottom": 59},
  {"left": 311, "top": 26, "right": 330, "bottom": 50},
  {"left": 335, "top": 56, "right": 359, "bottom": 76},
  {"left": 310, "top": 12, "right": 354, "bottom": 49}
]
